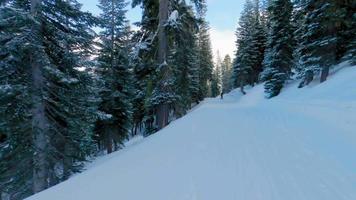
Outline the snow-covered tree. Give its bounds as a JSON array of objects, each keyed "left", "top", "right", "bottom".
[
  {"left": 131, "top": 0, "right": 159, "bottom": 135},
  {"left": 0, "top": 0, "right": 98, "bottom": 198},
  {"left": 345, "top": 16, "right": 355, "bottom": 65},
  {"left": 342, "top": 1, "right": 356, "bottom": 65},
  {"left": 291, "top": 0, "right": 307, "bottom": 76},
  {"left": 152, "top": 0, "right": 205, "bottom": 129},
  {"left": 211, "top": 52, "right": 222, "bottom": 97},
  {"left": 297, "top": 0, "right": 351, "bottom": 86},
  {"left": 95, "top": 0, "right": 133, "bottom": 154},
  {"left": 196, "top": 11, "right": 214, "bottom": 100},
  {"left": 132, "top": 0, "right": 208, "bottom": 131},
  {"left": 261, "top": 0, "right": 294, "bottom": 98},
  {"left": 232, "top": 0, "right": 266, "bottom": 94},
  {"left": 169, "top": 1, "right": 200, "bottom": 117},
  {"left": 221, "top": 55, "right": 233, "bottom": 93}
]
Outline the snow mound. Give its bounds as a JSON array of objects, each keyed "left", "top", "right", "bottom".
[{"left": 27, "top": 65, "right": 356, "bottom": 200}]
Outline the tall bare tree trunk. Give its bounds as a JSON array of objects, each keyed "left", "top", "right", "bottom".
[
  {"left": 31, "top": 0, "right": 49, "bottom": 193},
  {"left": 156, "top": 0, "right": 170, "bottom": 129}
]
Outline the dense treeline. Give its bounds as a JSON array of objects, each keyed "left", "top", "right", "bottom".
[
  {"left": 0, "top": 0, "right": 355, "bottom": 199},
  {"left": 0, "top": 0, "right": 216, "bottom": 199},
  {"left": 232, "top": 0, "right": 355, "bottom": 97}
]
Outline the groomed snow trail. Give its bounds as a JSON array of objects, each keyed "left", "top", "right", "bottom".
[{"left": 28, "top": 67, "right": 356, "bottom": 200}]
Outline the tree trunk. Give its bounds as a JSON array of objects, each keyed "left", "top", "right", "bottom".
[
  {"left": 158, "top": 0, "right": 168, "bottom": 65},
  {"left": 320, "top": 65, "right": 330, "bottom": 83},
  {"left": 156, "top": 104, "right": 169, "bottom": 129},
  {"left": 156, "top": 0, "right": 169, "bottom": 129},
  {"left": 48, "top": 166, "right": 58, "bottom": 186},
  {"left": 240, "top": 80, "right": 246, "bottom": 95},
  {"left": 105, "top": 131, "right": 113, "bottom": 154},
  {"left": 62, "top": 141, "right": 72, "bottom": 180},
  {"left": 31, "top": 0, "right": 49, "bottom": 193}
]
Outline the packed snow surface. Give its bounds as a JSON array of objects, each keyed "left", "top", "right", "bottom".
[{"left": 28, "top": 66, "right": 356, "bottom": 200}]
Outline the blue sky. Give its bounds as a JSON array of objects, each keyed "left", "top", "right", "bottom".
[{"left": 78, "top": 0, "right": 245, "bottom": 59}]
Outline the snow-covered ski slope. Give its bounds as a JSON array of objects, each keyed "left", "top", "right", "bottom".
[{"left": 28, "top": 65, "right": 356, "bottom": 200}]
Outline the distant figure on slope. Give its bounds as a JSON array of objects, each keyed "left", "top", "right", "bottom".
[{"left": 220, "top": 92, "right": 224, "bottom": 99}]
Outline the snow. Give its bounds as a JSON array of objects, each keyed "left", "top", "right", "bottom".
[
  {"left": 167, "top": 10, "right": 179, "bottom": 27},
  {"left": 96, "top": 111, "right": 113, "bottom": 120},
  {"left": 27, "top": 65, "right": 356, "bottom": 200},
  {"left": 168, "top": 10, "right": 179, "bottom": 23},
  {"left": 60, "top": 77, "right": 79, "bottom": 84}
]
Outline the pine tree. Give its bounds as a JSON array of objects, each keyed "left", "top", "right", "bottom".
[
  {"left": 298, "top": 0, "right": 348, "bottom": 86},
  {"left": 342, "top": 1, "right": 356, "bottom": 65},
  {"left": 196, "top": 20, "right": 214, "bottom": 99},
  {"left": 233, "top": 1, "right": 254, "bottom": 93},
  {"left": 291, "top": 0, "right": 307, "bottom": 76},
  {"left": 131, "top": 0, "right": 159, "bottom": 135},
  {"left": 95, "top": 0, "right": 132, "bottom": 154},
  {"left": 250, "top": 0, "right": 267, "bottom": 84},
  {"left": 0, "top": 6, "right": 39, "bottom": 198},
  {"left": 261, "top": 0, "right": 294, "bottom": 98},
  {"left": 168, "top": 1, "right": 200, "bottom": 117},
  {"left": 345, "top": 22, "right": 355, "bottom": 65},
  {"left": 133, "top": 0, "right": 205, "bottom": 131},
  {"left": 221, "top": 55, "right": 233, "bottom": 93},
  {"left": 152, "top": 0, "right": 203, "bottom": 129},
  {"left": 196, "top": 8, "right": 214, "bottom": 100},
  {"left": 0, "top": 1, "right": 97, "bottom": 198},
  {"left": 232, "top": 0, "right": 266, "bottom": 94},
  {"left": 211, "top": 53, "right": 222, "bottom": 97}
]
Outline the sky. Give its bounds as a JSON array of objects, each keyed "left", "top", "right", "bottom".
[{"left": 78, "top": 0, "right": 245, "bottom": 60}]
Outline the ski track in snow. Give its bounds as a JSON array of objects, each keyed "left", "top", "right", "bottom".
[{"left": 28, "top": 66, "right": 356, "bottom": 200}]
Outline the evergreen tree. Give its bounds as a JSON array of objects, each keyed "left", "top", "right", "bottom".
[
  {"left": 133, "top": 0, "right": 206, "bottom": 131},
  {"left": 291, "top": 0, "right": 307, "bottom": 76},
  {"left": 152, "top": 0, "right": 203, "bottom": 129},
  {"left": 131, "top": 0, "right": 159, "bottom": 135},
  {"left": 211, "top": 53, "right": 222, "bottom": 97},
  {"left": 261, "top": 0, "right": 294, "bottom": 98},
  {"left": 346, "top": 11, "right": 356, "bottom": 65},
  {"left": 221, "top": 55, "right": 233, "bottom": 93},
  {"left": 249, "top": 0, "right": 267, "bottom": 84},
  {"left": 169, "top": 1, "right": 200, "bottom": 117},
  {"left": 0, "top": 7, "right": 35, "bottom": 198},
  {"left": 0, "top": 0, "right": 97, "bottom": 198},
  {"left": 232, "top": 0, "right": 266, "bottom": 94},
  {"left": 95, "top": 0, "right": 132, "bottom": 154},
  {"left": 298, "top": 0, "right": 350, "bottom": 86},
  {"left": 232, "top": 1, "right": 254, "bottom": 93},
  {"left": 196, "top": 8, "right": 214, "bottom": 100},
  {"left": 342, "top": 1, "right": 356, "bottom": 65}
]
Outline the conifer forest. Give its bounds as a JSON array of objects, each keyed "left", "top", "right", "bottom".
[{"left": 0, "top": 0, "right": 355, "bottom": 199}]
